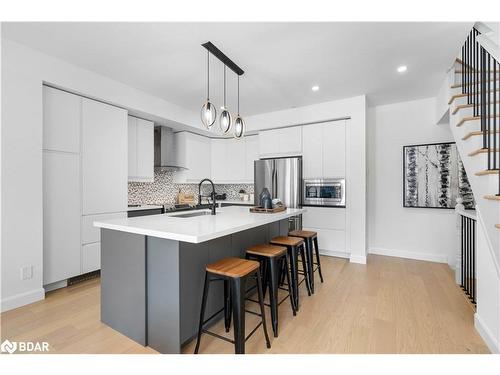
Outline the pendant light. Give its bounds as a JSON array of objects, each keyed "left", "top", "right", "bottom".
[
  {"left": 219, "top": 65, "right": 232, "bottom": 134},
  {"left": 234, "top": 75, "right": 245, "bottom": 139},
  {"left": 201, "top": 51, "right": 217, "bottom": 129}
]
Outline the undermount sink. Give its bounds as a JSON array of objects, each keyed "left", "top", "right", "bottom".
[{"left": 170, "top": 210, "right": 214, "bottom": 218}]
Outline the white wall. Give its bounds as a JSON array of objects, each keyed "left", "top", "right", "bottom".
[
  {"left": 246, "top": 96, "right": 367, "bottom": 264},
  {"left": 475, "top": 209, "right": 500, "bottom": 353},
  {"left": 0, "top": 38, "right": 205, "bottom": 311},
  {"left": 367, "top": 97, "right": 458, "bottom": 264}
]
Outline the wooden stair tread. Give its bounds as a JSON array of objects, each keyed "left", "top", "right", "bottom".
[
  {"left": 206, "top": 257, "right": 259, "bottom": 278},
  {"left": 462, "top": 130, "right": 500, "bottom": 140},
  {"left": 484, "top": 195, "right": 500, "bottom": 201},
  {"left": 451, "top": 77, "right": 500, "bottom": 89},
  {"left": 457, "top": 114, "right": 500, "bottom": 127},
  {"left": 289, "top": 229, "right": 317, "bottom": 238},
  {"left": 246, "top": 244, "right": 287, "bottom": 257},
  {"left": 270, "top": 236, "right": 304, "bottom": 247},
  {"left": 468, "top": 148, "right": 500, "bottom": 156},
  {"left": 475, "top": 169, "right": 499, "bottom": 176},
  {"left": 448, "top": 89, "right": 500, "bottom": 105},
  {"left": 453, "top": 101, "right": 500, "bottom": 115}
]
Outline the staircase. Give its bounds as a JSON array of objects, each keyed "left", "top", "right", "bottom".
[{"left": 448, "top": 26, "right": 500, "bottom": 272}]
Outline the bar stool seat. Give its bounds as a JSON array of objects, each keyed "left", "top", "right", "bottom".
[
  {"left": 194, "top": 257, "right": 271, "bottom": 354},
  {"left": 289, "top": 230, "right": 316, "bottom": 238},
  {"left": 246, "top": 244, "right": 287, "bottom": 258},
  {"left": 288, "top": 229, "right": 324, "bottom": 294},
  {"left": 270, "top": 236, "right": 304, "bottom": 247},
  {"left": 206, "top": 257, "right": 259, "bottom": 278}
]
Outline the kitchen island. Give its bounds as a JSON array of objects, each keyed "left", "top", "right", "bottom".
[{"left": 94, "top": 206, "right": 305, "bottom": 354}]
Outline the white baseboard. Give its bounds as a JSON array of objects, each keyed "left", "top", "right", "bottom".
[
  {"left": 319, "top": 249, "right": 350, "bottom": 259},
  {"left": 349, "top": 254, "right": 367, "bottom": 264},
  {"left": 475, "top": 313, "right": 500, "bottom": 353},
  {"left": 0, "top": 288, "right": 45, "bottom": 313},
  {"left": 369, "top": 247, "right": 448, "bottom": 264}
]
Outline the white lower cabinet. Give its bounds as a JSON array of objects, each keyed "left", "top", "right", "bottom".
[
  {"left": 302, "top": 206, "right": 347, "bottom": 254},
  {"left": 82, "top": 243, "right": 101, "bottom": 274},
  {"left": 82, "top": 212, "right": 126, "bottom": 244}
]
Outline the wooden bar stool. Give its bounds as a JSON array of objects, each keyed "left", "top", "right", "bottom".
[
  {"left": 289, "top": 230, "right": 324, "bottom": 293},
  {"left": 194, "top": 257, "right": 271, "bottom": 354},
  {"left": 270, "top": 236, "right": 311, "bottom": 311},
  {"left": 245, "top": 244, "right": 296, "bottom": 337}
]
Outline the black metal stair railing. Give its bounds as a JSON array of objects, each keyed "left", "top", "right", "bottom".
[
  {"left": 461, "top": 28, "right": 500, "bottom": 195},
  {"left": 460, "top": 213, "right": 477, "bottom": 305}
]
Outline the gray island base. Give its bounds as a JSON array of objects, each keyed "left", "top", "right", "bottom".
[{"left": 100, "top": 218, "right": 292, "bottom": 354}]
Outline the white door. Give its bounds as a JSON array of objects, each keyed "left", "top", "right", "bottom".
[
  {"left": 211, "top": 138, "right": 227, "bottom": 182},
  {"left": 279, "top": 127, "right": 302, "bottom": 155},
  {"left": 226, "top": 139, "right": 245, "bottom": 182},
  {"left": 43, "top": 152, "right": 81, "bottom": 284},
  {"left": 128, "top": 116, "right": 138, "bottom": 178},
  {"left": 244, "top": 135, "right": 259, "bottom": 183},
  {"left": 81, "top": 98, "right": 128, "bottom": 215},
  {"left": 323, "top": 120, "right": 346, "bottom": 177},
  {"left": 302, "top": 123, "right": 323, "bottom": 178}
]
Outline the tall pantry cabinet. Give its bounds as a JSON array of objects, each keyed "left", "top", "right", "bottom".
[{"left": 42, "top": 86, "right": 127, "bottom": 287}]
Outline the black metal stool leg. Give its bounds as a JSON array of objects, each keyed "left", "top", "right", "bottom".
[
  {"left": 231, "top": 277, "right": 246, "bottom": 354},
  {"left": 313, "top": 236, "right": 324, "bottom": 283},
  {"left": 305, "top": 238, "right": 315, "bottom": 294},
  {"left": 299, "top": 244, "right": 312, "bottom": 296},
  {"left": 283, "top": 254, "right": 296, "bottom": 316},
  {"left": 255, "top": 269, "right": 271, "bottom": 348},
  {"left": 224, "top": 279, "right": 231, "bottom": 333},
  {"left": 268, "top": 257, "right": 279, "bottom": 337},
  {"left": 194, "top": 272, "right": 210, "bottom": 354},
  {"left": 289, "top": 245, "right": 299, "bottom": 311}
]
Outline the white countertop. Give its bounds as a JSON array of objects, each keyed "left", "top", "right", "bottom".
[
  {"left": 127, "top": 205, "right": 164, "bottom": 212},
  {"left": 94, "top": 206, "right": 305, "bottom": 243}
]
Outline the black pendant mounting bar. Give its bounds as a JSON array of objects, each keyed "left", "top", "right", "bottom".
[{"left": 202, "top": 41, "right": 244, "bottom": 76}]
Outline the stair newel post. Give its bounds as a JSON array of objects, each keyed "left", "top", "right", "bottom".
[{"left": 455, "top": 197, "right": 465, "bottom": 285}]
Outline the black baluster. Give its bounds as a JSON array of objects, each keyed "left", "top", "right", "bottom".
[{"left": 461, "top": 216, "right": 464, "bottom": 288}]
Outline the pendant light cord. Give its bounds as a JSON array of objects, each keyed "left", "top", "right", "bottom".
[
  {"left": 207, "top": 51, "right": 210, "bottom": 100},
  {"left": 223, "top": 65, "right": 226, "bottom": 108},
  {"left": 237, "top": 76, "right": 240, "bottom": 116}
]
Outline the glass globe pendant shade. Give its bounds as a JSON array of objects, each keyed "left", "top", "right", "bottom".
[
  {"left": 234, "top": 116, "right": 245, "bottom": 139},
  {"left": 201, "top": 100, "right": 217, "bottom": 129},
  {"left": 219, "top": 108, "right": 232, "bottom": 134}
]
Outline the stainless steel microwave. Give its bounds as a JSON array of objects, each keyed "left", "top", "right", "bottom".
[{"left": 303, "top": 178, "right": 345, "bottom": 206}]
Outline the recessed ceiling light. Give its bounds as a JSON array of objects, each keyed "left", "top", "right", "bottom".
[
  {"left": 397, "top": 65, "right": 407, "bottom": 73},
  {"left": 311, "top": 85, "right": 319, "bottom": 92}
]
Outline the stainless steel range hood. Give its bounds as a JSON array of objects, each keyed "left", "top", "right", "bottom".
[{"left": 154, "top": 126, "right": 187, "bottom": 171}]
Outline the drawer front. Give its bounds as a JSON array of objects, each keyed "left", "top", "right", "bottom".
[
  {"left": 81, "top": 212, "right": 126, "bottom": 244},
  {"left": 303, "top": 227, "right": 346, "bottom": 252},
  {"left": 82, "top": 242, "right": 101, "bottom": 274},
  {"left": 302, "top": 206, "right": 345, "bottom": 230}
]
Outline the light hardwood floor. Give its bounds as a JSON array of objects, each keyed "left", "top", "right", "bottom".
[{"left": 0, "top": 255, "right": 489, "bottom": 354}]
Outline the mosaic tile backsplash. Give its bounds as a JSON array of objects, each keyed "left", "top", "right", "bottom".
[{"left": 128, "top": 169, "right": 254, "bottom": 205}]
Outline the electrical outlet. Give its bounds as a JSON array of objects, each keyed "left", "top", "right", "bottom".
[{"left": 20, "top": 265, "right": 33, "bottom": 280}]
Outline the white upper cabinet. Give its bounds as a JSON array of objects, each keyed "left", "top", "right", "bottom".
[
  {"left": 323, "top": 120, "right": 346, "bottom": 177},
  {"left": 173, "top": 132, "right": 211, "bottom": 183},
  {"left": 128, "top": 116, "right": 154, "bottom": 182},
  {"left": 210, "top": 136, "right": 258, "bottom": 184},
  {"left": 302, "top": 123, "right": 323, "bottom": 178},
  {"left": 259, "top": 127, "right": 302, "bottom": 158},
  {"left": 302, "top": 120, "right": 346, "bottom": 178},
  {"left": 81, "top": 98, "right": 128, "bottom": 215},
  {"left": 244, "top": 135, "right": 259, "bottom": 183},
  {"left": 43, "top": 86, "right": 81, "bottom": 153}
]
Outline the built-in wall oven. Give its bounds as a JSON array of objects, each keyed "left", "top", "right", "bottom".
[{"left": 303, "top": 178, "right": 345, "bottom": 207}]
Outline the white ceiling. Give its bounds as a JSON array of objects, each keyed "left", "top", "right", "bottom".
[{"left": 2, "top": 22, "right": 471, "bottom": 116}]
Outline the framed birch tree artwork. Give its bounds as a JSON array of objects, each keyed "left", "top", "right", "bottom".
[{"left": 403, "top": 142, "right": 475, "bottom": 209}]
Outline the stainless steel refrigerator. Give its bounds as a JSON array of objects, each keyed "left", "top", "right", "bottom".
[{"left": 254, "top": 156, "right": 302, "bottom": 230}]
